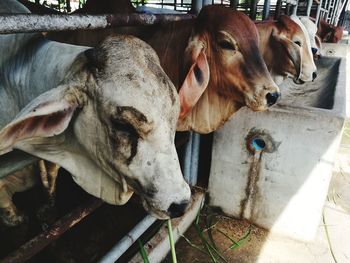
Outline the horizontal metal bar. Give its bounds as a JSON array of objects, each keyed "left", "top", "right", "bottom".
[
  {"left": 1, "top": 198, "right": 103, "bottom": 263},
  {"left": 0, "top": 13, "right": 195, "bottom": 34},
  {"left": 0, "top": 150, "right": 38, "bottom": 179}
]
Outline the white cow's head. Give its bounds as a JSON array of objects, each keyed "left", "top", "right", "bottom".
[
  {"left": 0, "top": 35, "right": 192, "bottom": 219},
  {"left": 298, "top": 16, "right": 322, "bottom": 59}
]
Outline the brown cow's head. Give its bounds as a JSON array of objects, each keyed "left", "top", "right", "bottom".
[
  {"left": 257, "top": 15, "right": 317, "bottom": 85},
  {"left": 318, "top": 18, "right": 343, "bottom": 43},
  {"left": 177, "top": 5, "right": 280, "bottom": 133}
]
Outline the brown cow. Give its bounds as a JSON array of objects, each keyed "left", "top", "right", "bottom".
[
  {"left": 318, "top": 18, "right": 343, "bottom": 43},
  {"left": 256, "top": 15, "right": 317, "bottom": 85}
]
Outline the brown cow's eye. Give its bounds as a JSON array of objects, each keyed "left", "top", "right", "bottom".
[
  {"left": 294, "top": 41, "right": 302, "bottom": 46},
  {"left": 218, "top": 40, "right": 235, "bottom": 50}
]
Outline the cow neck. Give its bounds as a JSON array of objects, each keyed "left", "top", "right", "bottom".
[
  {"left": 256, "top": 22, "right": 274, "bottom": 71},
  {"left": 177, "top": 77, "right": 241, "bottom": 134},
  {"left": 0, "top": 33, "right": 88, "bottom": 126},
  {"left": 147, "top": 19, "right": 195, "bottom": 89}
]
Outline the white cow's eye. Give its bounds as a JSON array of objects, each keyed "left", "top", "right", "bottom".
[
  {"left": 112, "top": 119, "right": 139, "bottom": 137},
  {"left": 294, "top": 41, "right": 302, "bottom": 46},
  {"left": 218, "top": 40, "right": 235, "bottom": 50}
]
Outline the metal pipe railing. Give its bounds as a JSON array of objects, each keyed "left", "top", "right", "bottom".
[
  {"left": 262, "top": 0, "right": 271, "bottom": 20},
  {"left": 306, "top": 0, "right": 313, "bottom": 16},
  {"left": 99, "top": 215, "right": 157, "bottom": 263},
  {"left": 292, "top": 0, "right": 298, "bottom": 15},
  {"left": 230, "top": 0, "right": 239, "bottom": 9},
  {"left": 250, "top": 0, "right": 258, "bottom": 20},
  {"left": 0, "top": 150, "right": 38, "bottom": 179},
  {"left": 274, "top": 0, "right": 283, "bottom": 19},
  {"left": 330, "top": 0, "right": 341, "bottom": 25},
  {"left": 316, "top": 0, "right": 324, "bottom": 25},
  {"left": 0, "top": 13, "right": 195, "bottom": 34}
]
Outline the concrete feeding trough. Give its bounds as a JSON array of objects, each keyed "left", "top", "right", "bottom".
[{"left": 208, "top": 56, "right": 347, "bottom": 241}]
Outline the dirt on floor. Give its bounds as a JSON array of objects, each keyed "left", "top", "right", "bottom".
[{"left": 163, "top": 207, "right": 270, "bottom": 263}]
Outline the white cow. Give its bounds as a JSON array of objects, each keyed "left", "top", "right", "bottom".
[
  {"left": 0, "top": 0, "right": 194, "bottom": 226},
  {"left": 298, "top": 16, "right": 322, "bottom": 59}
]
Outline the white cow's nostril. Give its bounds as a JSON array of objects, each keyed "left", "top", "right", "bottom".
[{"left": 167, "top": 201, "right": 190, "bottom": 218}]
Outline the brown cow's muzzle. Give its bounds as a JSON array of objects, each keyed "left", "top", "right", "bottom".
[
  {"left": 245, "top": 83, "right": 281, "bottom": 111},
  {"left": 266, "top": 92, "right": 281, "bottom": 106}
]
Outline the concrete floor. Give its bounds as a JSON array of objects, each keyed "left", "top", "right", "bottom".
[
  {"left": 163, "top": 163, "right": 350, "bottom": 263},
  {"left": 163, "top": 45, "right": 350, "bottom": 263}
]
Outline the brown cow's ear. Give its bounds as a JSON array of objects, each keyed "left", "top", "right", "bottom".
[
  {"left": 323, "top": 31, "right": 333, "bottom": 42},
  {"left": 0, "top": 91, "right": 78, "bottom": 155},
  {"left": 272, "top": 31, "right": 302, "bottom": 80},
  {"left": 178, "top": 50, "right": 210, "bottom": 119}
]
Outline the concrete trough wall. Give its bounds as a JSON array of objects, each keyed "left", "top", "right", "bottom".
[{"left": 208, "top": 56, "right": 347, "bottom": 241}]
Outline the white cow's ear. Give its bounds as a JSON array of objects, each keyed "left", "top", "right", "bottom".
[
  {"left": 0, "top": 90, "right": 78, "bottom": 154},
  {"left": 315, "top": 35, "right": 322, "bottom": 50},
  {"left": 179, "top": 37, "right": 210, "bottom": 119},
  {"left": 272, "top": 30, "right": 302, "bottom": 80}
]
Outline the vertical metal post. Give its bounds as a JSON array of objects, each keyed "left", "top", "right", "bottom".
[
  {"left": 189, "top": 133, "right": 200, "bottom": 186},
  {"left": 316, "top": 0, "right": 324, "bottom": 25},
  {"left": 323, "top": 0, "right": 330, "bottom": 21},
  {"left": 306, "top": 0, "right": 313, "bottom": 16},
  {"left": 262, "top": 0, "right": 271, "bottom": 20},
  {"left": 285, "top": 3, "right": 291, "bottom": 16},
  {"left": 230, "top": 0, "right": 239, "bottom": 9},
  {"left": 203, "top": 0, "right": 212, "bottom": 7},
  {"left": 66, "top": 0, "right": 71, "bottom": 13},
  {"left": 274, "top": 0, "right": 282, "bottom": 19},
  {"left": 183, "top": 132, "right": 200, "bottom": 186},
  {"left": 192, "top": 0, "right": 203, "bottom": 14},
  {"left": 337, "top": 0, "right": 349, "bottom": 26},
  {"left": 292, "top": 1, "right": 298, "bottom": 15},
  {"left": 250, "top": 0, "right": 258, "bottom": 20},
  {"left": 330, "top": 0, "right": 341, "bottom": 25},
  {"left": 183, "top": 132, "right": 193, "bottom": 185}
]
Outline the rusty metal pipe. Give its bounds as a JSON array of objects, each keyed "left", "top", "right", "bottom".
[
  {"left": 0, "top": 13, "right": 195, "bottom": 34},
  {"left": 1, "top": 198, "right": 103, "bottom": 263}
]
